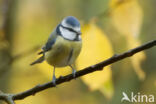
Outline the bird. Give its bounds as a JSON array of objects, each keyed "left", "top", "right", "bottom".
[{"left": 30, "top": 16, "right": 82, "bottom": 85}]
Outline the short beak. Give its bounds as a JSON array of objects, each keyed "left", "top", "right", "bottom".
[{"left": 77, "top": 31, "right": 82, "bottom": 35}]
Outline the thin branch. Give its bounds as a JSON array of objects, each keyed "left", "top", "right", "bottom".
[
  {"left": 0, "top": 91, "right": 15, "bottom": 104},
  {"left": 0, "top": 40, "right": 156, "bottom": 103}
]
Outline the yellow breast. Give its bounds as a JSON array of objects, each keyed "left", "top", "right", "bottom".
[{"left": 45, "top": 36, "right": 82, "bottom": 67}]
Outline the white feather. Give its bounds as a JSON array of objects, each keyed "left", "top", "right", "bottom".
[
  {"left": 59, "top": 26, "right": 77, "bottom": 40},
  {"left": 78, "top": 35, "right": 81, "bottom": 40}
]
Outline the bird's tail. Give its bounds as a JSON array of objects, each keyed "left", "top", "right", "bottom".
[{"left": 30, "top": 55, "right": 45, "bottom": 65}]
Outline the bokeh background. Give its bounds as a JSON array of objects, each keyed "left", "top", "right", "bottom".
[{"left": 0, "top": 0, "right": 156, "bottom": 104}]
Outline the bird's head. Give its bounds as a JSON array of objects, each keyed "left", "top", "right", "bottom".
[{"left": 58, "top": 16, "right": 82, "bottom": 41}]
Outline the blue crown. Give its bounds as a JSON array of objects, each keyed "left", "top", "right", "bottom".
[{"left": 65, "top": 16, "right": 80, "bottom": 27}]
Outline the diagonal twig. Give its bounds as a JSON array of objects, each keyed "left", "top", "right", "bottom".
[{"left": 0, "top": 40, "right": 156, "bottom": 103}]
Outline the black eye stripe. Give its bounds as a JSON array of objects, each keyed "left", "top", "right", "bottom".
[{"left": 60, "top": 24, "right": 78, "bottom": 34}]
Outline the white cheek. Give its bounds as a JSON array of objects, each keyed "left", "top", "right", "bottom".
[
  {"left": 78, "top": 35, "right": 81, "bottom": 40},
  {"left": 74, "top": 27, "right": 81, "bottom": 32},
  {"left": 60, "top": 27, "right": 76, "bottom": 40}
]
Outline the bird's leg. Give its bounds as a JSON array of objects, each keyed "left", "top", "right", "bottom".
[
  {"left": 52, "top": 66, "right": 56, "bottom": 86},
  {"left": 69, "top": 65, "right": 76, "bottom": 78}
]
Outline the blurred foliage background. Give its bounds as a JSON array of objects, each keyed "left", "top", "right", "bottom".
[{"left": 0, "top": 0, "right": 156, "bottom": 104}]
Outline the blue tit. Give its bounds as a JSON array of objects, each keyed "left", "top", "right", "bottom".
[{"left": 31, "top": 16, "right": 82, "bottom": 85}]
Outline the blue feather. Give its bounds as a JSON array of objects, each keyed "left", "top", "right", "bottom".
[
  {"left": 43, "top": 38, "right": 56, "bottom": 52},
  {"left": 66, "top": 16, "right": 80, "bottom": 27}
]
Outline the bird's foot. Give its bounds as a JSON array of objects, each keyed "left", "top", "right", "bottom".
[
  {"left": 72, "top": 69, "right": 76, "bottom": 79},
  {"left": 52, "top": 76, "right": 56, "bottom": 87}
]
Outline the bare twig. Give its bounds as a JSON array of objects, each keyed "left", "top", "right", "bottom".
[
  {"left": 0, "top": 91, "right": 15, "bottom": 104},
  {"left": 0, "top": 40, "right": 155, "bottom": 104}
]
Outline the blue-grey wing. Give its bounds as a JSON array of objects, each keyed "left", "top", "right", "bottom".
[
  {"left": 31, "top": 36, "right": 56, "bottom": 65},
  {"left": 31, "top": 29, "right": 58, "bottom": 65},
  {"left": 42, "top": 38, "right": 56, "bottom": 51},
  {"left": 38, "top": 31, "right": 57, "bottom": 54}
]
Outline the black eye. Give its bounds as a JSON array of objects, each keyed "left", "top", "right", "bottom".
[
  {"left": 67, "top": 28, "right": 75, "bottom": 32},
  {"left": 60, "top": 24, "right": 77, "bottom": 33}
]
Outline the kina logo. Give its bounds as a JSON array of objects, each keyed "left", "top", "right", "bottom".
[{"left": 121, "top": 92, "right": 155, "bottom": 103}]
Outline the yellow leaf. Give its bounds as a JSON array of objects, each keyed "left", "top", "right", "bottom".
[
  {"left": 127, "top": 35, "right": 146, "bottom": 80},
  {"left": 76, "top": 22, "right": 114, "bottom": 97},
  {"left": 110, "top": 0, "right": 145, "bottom": 80},
  {"left": 99, "top": 79, "right": 114, "bottom": 99},
  {"left": 110, "top": 0, "right": 143, "bottom": 37}
]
